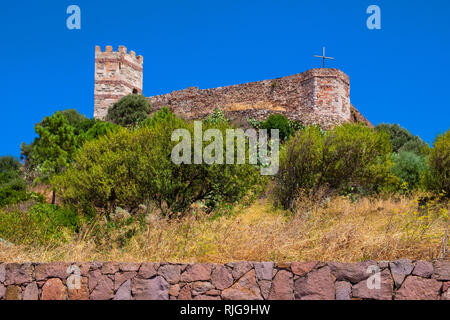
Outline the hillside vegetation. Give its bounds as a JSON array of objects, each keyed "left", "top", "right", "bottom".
[{"left": 0, "top": 95, "right": 448, "bottom": 262}]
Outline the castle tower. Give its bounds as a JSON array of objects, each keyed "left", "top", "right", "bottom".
[
  {"left": 300, "top": 68, "right": 351, "bottom": 127},
  {"left": 94, "top": 46, "right": 144, "bottom": 119}
]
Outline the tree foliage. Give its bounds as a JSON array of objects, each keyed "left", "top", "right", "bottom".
[
  {"left": 106, "top": 94, "right": 151, "bottom": 126},
  {"left": 276, "top": 124, "right": 392, "bottom": 209},
  {"left": 424, "top": 129, "right": 450, "bottom": 197},
  {"left": 53, "top": 108, "right": 261, "bottom": 217},
  {"left": 375, "top": 123, "right": 428, "bottom": 155}
]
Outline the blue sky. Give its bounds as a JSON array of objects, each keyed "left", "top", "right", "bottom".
[{"left": 1, "top": 0, "right": 449, "bottom": 158}]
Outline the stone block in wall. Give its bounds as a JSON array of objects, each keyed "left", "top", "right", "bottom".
[
  {"left": 221, "top": 269, "right": 263, "bottom": 300},
  {"left": 352, "top": 269, "right": 393, "bottom": 300},
  {"left": 294, "top": 266, "right": 335, "bottom": 300},
  {"left": 395, "top": 276, "right": 442, "bottom": 300}
]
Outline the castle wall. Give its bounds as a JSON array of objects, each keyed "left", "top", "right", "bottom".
[
  {"left": 1, "top": 260, "right": 448, "bottom": 300},
  {"left": 147, "top": 68, "right": 359, "bottom": 129},
  {"left": 93, "top": 46, "right": 371, "bottom": 128}
]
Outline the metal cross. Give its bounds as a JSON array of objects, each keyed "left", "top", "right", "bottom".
[{"left": 313, "top": 47, "right": 335, "bottom": 68}]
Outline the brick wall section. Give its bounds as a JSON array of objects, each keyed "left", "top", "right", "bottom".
[
  {"left": 0, "top": 260, "right": 448, "bottom": 300},
  {"left": 94, "top": 46, "right": 144, "bottom": 119},
  {"left": 93, "top": 47, "right": 372, "bottom": 128}
]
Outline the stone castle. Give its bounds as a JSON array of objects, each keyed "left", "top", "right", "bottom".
[{"left": 94, "top": 46, "right": 371, "bottom": 128}]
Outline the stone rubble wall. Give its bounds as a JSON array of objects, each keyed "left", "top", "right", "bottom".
[
  {"left": 92, "top": 46, "right": 372, "bottom": 128},
  {"left": 0, "top": 260, "right": 448, "bottom": 300},
  {"left": 146, "top": 68, "right": 371, "bottom": 129}
]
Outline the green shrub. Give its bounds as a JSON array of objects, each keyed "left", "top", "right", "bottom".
[
  {"left": 391, "top": 151, "right": 427, "bottom": 191},
  {"left": 84, "top": 121, "right": 119, "bottom": 141},
  {"left": 261, "top": 114, "right": 293, "bottom": 142},
  {"left": 0, "top": 156, "right": 21, "bottom": 173},
  {"left": 0, "top": 203, "right": 80, "bottom": 245},
  {"left": 106, "top": 94, "right": 151, "bottom": 126},
  {"left": 376, "top": 123, "right": 428, "bottom": 155},
  {"left": 276, "top": 124, "right": 392, "bottom": 209},
  {"left": 53, "top": 109, "right": 261, "bottom": 217},
  {"left": 424, "top": 129, "right": 450, "bottom": 197}
]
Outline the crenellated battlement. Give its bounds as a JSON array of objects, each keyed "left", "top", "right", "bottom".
[{"left": 95, "top": 45, "right": 143, "bottom": 65}]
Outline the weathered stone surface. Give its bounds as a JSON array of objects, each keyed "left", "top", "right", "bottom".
[
  {"left": 35, "top": 262, "right": 70, "bottom": 281},
  {"left": 211, "top": 265, "right": 233, "bottom": 290},
  {"left": 90, "top": 275, "right": 114, "bottom": 300},
  {"left": 443, "top": 281, "right": 450, "bottom": 292},
  {"left": 41, "top": 278, "right": 67, "bottom": 300},
  {"left": 101, "top": 262, "right": 120, "bottom": 275},
  {"left": 0, "top": 284, "right": 5, "bottom": 299},
  {"left": 178, "top": 284, "right": 192, "bottom": 300},
  {"left": 5, "top": 285, "right": 22, "bottom": 300},
  {"left": 291, "top": 262, "right": 317, "bottom": 276},
  {"left": 222, "top": 270, "right": 263, "bottom": 300},
  {"left": 268, "top": 270, "right": 294, "bottom": 300},
  {"left": 432, "top": 260, "right": 450, "bottom": 281},
  {"left": 389, "top": 259, "right": 414, "bottom": 288},
  {"left": 328, "top": 260, "right": 377, "bottom": 283},
  {"left": 276, "top": 262, "right": 291, "bottom": 270},
  {"left": 181, "top": 264, "right": 212, "bottom": 282},
  {"left": 206, "top": 289, "right": 221, "bottom": 296},
  {"left": 114, "top": 279, "right": 131, "bottom": 300},
  {"left": 88, "top": 269, "right": 103, "bottom": 292},
  {"left": 395, "top": 276, "right": 441, "bottom": 300},
  {"left": 139, "top": 263, "right": 158, "bottom": 279},
  {"left": 294, "top": 266, "right": 335, "bottom": 300},
  {"left": 230, "top": 262, "right": 253, "bottom": 280},
  {"left": 4, "top": 263, "right": 33, "bottom": 285},
  {"left": 68, "top": 277, "right": 89, "bottom": 300},
  {"left": 352, "top": 269, "right": 393, "bottom": 300},
  {"left": 158, "top": 264, "right": 181, "bottom": 284},
  {"left": 114, "top": 271, "right": 137, "bottom": 290},
  {"left": 254, "top": 262, "right": 274, "bottom": 281},
  {"left": 132, "top": 276, "right": 169, "bottom": 300},
  {"left": 442, "top": 282, "right": 450, "bottom": 300},
  {"left": 192, "top": 281, "right": 214, "bottom": 296},
  {"left": 335, "top": 281, "right": 352, "bottom": 300},
  {"left": 412, "top": 261, "right": 433, "bottom": 278},
  {"left": 23, "top": 282, "right": 39, "bottom": 300},
  {"left": 0, "top": 264, "right": 5, "bottom": 283},
  {"left": 169, "top": 284, "right": 180, "bottom": 297},
  {"left": 119, "top": 263, "right": 140, "bottom": 272},
  {"left": 194, "top": 295, "right": 221, "bottom": 300},
  {"left": 258, "top": 280, "right": 271, "bottom": 300}
]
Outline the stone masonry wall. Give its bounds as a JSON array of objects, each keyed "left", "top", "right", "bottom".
[
  {"left": 94, "top": 46, "right": 144, "bottom": 119},
  {"left": 147, "top": 68, "right": 371, "bottom": 129},
  {"left": 0, "top": 260, "right": 448, "bottom": 300},
  {"left": 93, "top": 46, "right": 372, "bottom": 128}
]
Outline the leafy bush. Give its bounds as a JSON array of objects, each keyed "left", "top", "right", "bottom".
[
  {"left": 53, "top": 109, "right": 261, "bottom": 217},
  {"left": 106, "top": 94, "right": 151, "bottom": 126},
  {"left": 390, "top": 151, "right": 427, "bottom": 191},
  {"left": 376, "top": 123, "right": 428, "bottom": 155},
  {"left": 261, "top": 114, "right": 293, "bottom": 142},
  {"left": 276, "top": 124, "right": 392, "bottom": 209},
  {"left": 21, "top": 110, "right": 90, "bottom": 182},
  {"left": 59, "top": 109, "right": 95, "bottom": 135},
  {"left": 0, "top": 156, "right": 21, "bottom": 173},
  {"left": 0, "top": 203, "right": 80, "bottom": 245},
  {"left": 84, "top": 121, "right": 119, "bottom": 141},
  {"left": 424, "top": 129, "right": 450, "bottom": 197}
]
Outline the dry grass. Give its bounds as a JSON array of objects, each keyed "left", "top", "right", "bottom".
[{"left": 0, "top": 196, "right": 448, "bottom": 263}]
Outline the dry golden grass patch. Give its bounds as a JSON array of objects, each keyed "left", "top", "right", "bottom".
[{"left": 0, "top": 196, "right": 448, "bottom": 263}]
